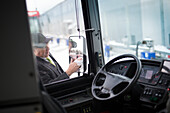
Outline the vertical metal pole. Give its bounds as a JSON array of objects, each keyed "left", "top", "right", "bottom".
[{"left": 160, "top": 0, "right": 165, "bottom": 46}]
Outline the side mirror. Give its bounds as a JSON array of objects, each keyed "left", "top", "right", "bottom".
[{"left": 69, "top": 36, "right": 87, "bottom": 74}]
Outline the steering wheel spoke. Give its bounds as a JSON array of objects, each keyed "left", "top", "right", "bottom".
[
  {"left": 93, "top": 85, "right": 102, "bottom": 90},
  {"left": 110, "top": 91, "right": 116, "bottom": 97},
  {"left": 108, "top": 72, "right": 131, "bottom": 83},
  {"left": 99, "top": 70, "right": 108, "bottom": 75},
  {"left": 104, "top": 74, "right": 123, "bottom": 88}
]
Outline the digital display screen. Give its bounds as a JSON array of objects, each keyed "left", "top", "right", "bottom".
[
  {"left": 138, "top": 65, "right": 160, "bottom": 84},
  {"left": 145, "top": 70, "right": 153, "bottom": 79},
  {"left": 161, "top": 60, "right": 170, "bottom": 74},
  {"left": 140, "top": 69, "right": 154, "bottom": 80}
]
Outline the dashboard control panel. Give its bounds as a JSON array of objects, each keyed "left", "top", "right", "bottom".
[
  {"left": 57, "top": 90, "right": 94, "bottom": 113},
  {"left": 138, "top": 65, "right": 160, "bottom": 85},
  {"left": 140, "top": 87, "right": 166, "bottom": 104},
  {"left": 139, "top": 60, "right": 170, "bottom": 105},
  {"left": 106, "top": 59, "right": 170, "bottom": 107}
]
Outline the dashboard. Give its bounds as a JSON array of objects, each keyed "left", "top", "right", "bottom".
[
  {"left": 106, "top": 59, "right": 170, "bottom": 108},
  {"left": 46, "top": 59, "right": 170, "bottom": 113}
]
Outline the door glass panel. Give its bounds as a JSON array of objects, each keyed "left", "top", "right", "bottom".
[{"left": 26, "top": 0, "right": 86, "bottom": 81}]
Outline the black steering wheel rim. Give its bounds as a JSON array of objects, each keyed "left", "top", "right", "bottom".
[{"left": 92, "top": 54, "right": 142, "bottom": 100}]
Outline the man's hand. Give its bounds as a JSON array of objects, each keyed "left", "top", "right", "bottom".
[
  {"left": 74, "top": 57, "right": 83, "bottom": 66},
  {"left": 66, "top": 58, "right": 81, "bottom": 76}
]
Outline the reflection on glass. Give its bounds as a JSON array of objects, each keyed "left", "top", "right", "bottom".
[
  {"left": 69, "top": 36, "right": 84, "bottom": 77},
  {"left": 161, "top": 60, "right": 170, "bottom": 74}
]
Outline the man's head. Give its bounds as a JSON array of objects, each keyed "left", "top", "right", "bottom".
[
  {"left": 69, "top": 40, "right": 73, "bottom": 52},
  {"left": 69, "top": 39, "right": 77, "bottom": 52},
  {"left": 33, "top": 33, "right": 51, "bottom": 58}
]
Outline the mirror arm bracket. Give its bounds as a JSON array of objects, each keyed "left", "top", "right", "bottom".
[{"left": 85, "top": 28, "right": 95, "bottom": 32}]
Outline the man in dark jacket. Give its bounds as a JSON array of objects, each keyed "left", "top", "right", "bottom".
[{"left": 33, "top": 33, "right": 80, "bottom": 84}]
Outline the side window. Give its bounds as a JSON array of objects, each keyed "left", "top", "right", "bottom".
[{"left": 26, "top": 0, "right": 87, "bottom": 81}]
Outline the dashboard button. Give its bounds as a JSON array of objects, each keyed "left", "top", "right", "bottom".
[
  {"left": 153, "top": 97, "right": 158, "bottom": 102},
  {"left": 155, "top": 93, "right": 158, "bottom": 97},
  {"left": 158, "top": 94, "right": 162, "bottom": 98},
  {"left": 119, "top": 65, "right": 124, "bottom": 70},
  {"left": 159, "top": 80, "right": 162, "bottom": 84}
]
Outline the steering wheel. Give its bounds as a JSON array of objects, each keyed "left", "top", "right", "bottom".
[{"left": 92, "top": 54, "right": 142, "bottom": 100}]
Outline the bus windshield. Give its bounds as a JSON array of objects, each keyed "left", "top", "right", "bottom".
[{"left": 98, "top": 0, "right": 170, "bottom": 63}]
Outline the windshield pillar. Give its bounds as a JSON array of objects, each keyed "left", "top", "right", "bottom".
[{"left": 81, "top": 0, "right": 105, "bottom": 74}]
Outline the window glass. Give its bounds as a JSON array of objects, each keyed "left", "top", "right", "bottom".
[
  {"left": 98, "top": 0, "right": 170, "bottom": 63},
  {"left": 26, "top": 0, "right": 86, "bottom": 79}
]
